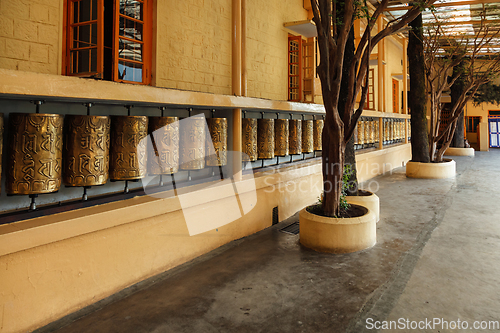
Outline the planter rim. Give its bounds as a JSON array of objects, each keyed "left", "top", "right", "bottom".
[
  {"left": 406, "top": 159, "right": 456, "bottom": 179},
  {"left": 301, "top": 204, "right": 374, "bottom": 226},
  {"left": 444, "top": 147, "right": 475, "bottom": 157},
  {"left": 408, "top": 158, "right": 454, "bottom": 165}
]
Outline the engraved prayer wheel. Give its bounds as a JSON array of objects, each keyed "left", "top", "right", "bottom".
[
  {"left": 206, "top": 118, "right": 228, "bottom": 166},
  {"left": 148, "top": 116, "right": 179, "bottom": 174},
  {"left": 354, "top": 122, "right": 359, "bottom": 146},
  {"left": 374, "top": 119, "right": 379, "bottom": 143},
  {"left": 302, "top": 120, "right": 313, "bottom": 153},
  {"left": 274, "top": 119, "right": 289, "bottom": 157},
  {"left": 180, "top": 116, "right": 206, "bottom": 170},
  {"left": 0, "top": 114, "right": 3, "bottom": 193},
  {"left": 357, "top": 119, "right": 364, "bottom": 145},
  {"left": 364, "top": 118, "right": 370, "bottom": 144},
  {"left": 390, "top": 120, "right": 395, "bottom": 142},
  {"left": 110, "top": 116, "right": 148, "bottom": 180},
  {"left": 289, "top": 119, "right": 302, "bottom": 155},
  {"left": 242, "top": 118, "right": 257, "bottom": 162},
  {"left": 384, "top": 120, "right": 389, "bottom": 142},
  {"left": 370, "top": 119, "right": 377, "bottom": 144},
  {"left": 6, "top": 113, "right": 64, "bottom": 195},
  {"left": 313, "top": 119, "right": 324, "bottom": 151},
  {"left": 64, "top": 115, "right": 110, "bottom": 186},
  {"left": 257, "top": 119, "right": 274, "bottom": 159}
]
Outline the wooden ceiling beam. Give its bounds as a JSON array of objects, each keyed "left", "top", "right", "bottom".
[{"left": 385, "top": 0, "right": 500, "bottom": 12}]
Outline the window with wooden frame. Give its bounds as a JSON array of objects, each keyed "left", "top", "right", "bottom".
[
  {"left": 466, "top": 116, "right": 481, "bottom": 133},
  {"left": 288, "top": 35, "right": 302, "bottom": 102},
  {"left": 64, "top": 0, "right": 152, "bottom": 85},
  {"left": 364, "top": 68, "right": 375, "bottom": 110}
]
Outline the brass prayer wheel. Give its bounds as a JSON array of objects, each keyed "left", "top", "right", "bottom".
[
  {"left": 369, "top": 119, "right": 375, "bottom": 144},
  {"left": 289, "top": 119, "right": 302, "bottom": 155},
  {"left": 390, "top": 120, "right": 395, "bottom": 141},
  {"left": 302, "top": 120, "right": 313, "bottom": 153},
  {"left": 274, "top": 119, "right": 289, "bottom": 157},
  {"left": 357, "top": 119, "right": 364, "bottom": 145},
  {"left": 313, "top": 119, "right": 324, "bottom": 151},
  {"left": 365, "top": 118, "right": 371, "bottom": 144},
  {"left": 257, "top": 119, "right": 274, "bottom": 159},
  {"left": 384, "top": 120, "right": 389, "bottom": 142},
  {"left": 180, "top": 116, "right": 206, "bottom": 170},
  {"left": 64, "top": 115, "right": 110, "bottom": 187},
  {"left": 6, "top": 113, "right": 64, "bottom": 195},
  {"left": 148, "top": 116, "right": 179, "bottom": 174},
  {"left": 0, "top": 114, "right": 3, "bottom": 193},
  {"left": 206, "top": 118, "right": 228, "bottom": 166},
  {"left": 242, "top": 118, "right": 257, "bottom": 162},
  {"left": 375, "top": 119, "right": 380, "bottom": 143},
  {"left": 110, "top": 116, "right": 148, "bottom": 180}
]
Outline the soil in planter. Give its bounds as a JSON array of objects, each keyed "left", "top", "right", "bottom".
[
  {"left": 307, "top": 204, "right": 367, "bottom": 218},
  {"left": 356, "top": 190, "right": 372, "bottom": 196}
]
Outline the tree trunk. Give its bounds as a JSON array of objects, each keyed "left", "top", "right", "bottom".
[
  {"left": 408, "top": 14, "right": 430, "bottom": 163},
  {"left": 342, "top": 27, "right": 358, "bottom": 196},
  {"left": 451, "top": 63, "right": 466, "bottom": 148},
  {"left": 322, "top": 117, "right": 344, "bottom": 217}
]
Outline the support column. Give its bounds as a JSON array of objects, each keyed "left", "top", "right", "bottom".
[
  {"left": 232, "top": 0, "right": 242, "bottom": 180},
  {"left": 241, "top": 0, "right": 247, "bottom": 97},
  {"left": 402, "top": 38, "right": 408, "bottom": 115},
  {"left": 377, "top": 16, "right": 386, "bottom": 113}
]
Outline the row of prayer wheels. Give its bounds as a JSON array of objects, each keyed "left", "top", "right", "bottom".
[
  {"left": 242, "top": 118, "right": 324, "bottom": 161},
  {"left": 354, "top": 117, "right": 407, "bottom": 150},
  {"left": 2, "top": 113, "right": 228, "bottom": 195},
  {"left": 354, "top": 117, "right": 379, "bottom": 149},
  {"left": 383, "top": 119, "right": 406, "bottom": 144}
]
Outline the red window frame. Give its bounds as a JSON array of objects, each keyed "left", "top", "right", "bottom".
[
  {"left": 288, "top": 35, "right": 302, "bottom": 102},
  {"left": 63, "top": 0, "right": 151, "bottom": 85}
]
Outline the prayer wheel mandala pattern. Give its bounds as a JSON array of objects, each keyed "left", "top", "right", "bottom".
[
  {"left": 206, "top": 118, "right": 228, "bottom": 167},
  {"left": 110, "top": 116, "right": 148, "bottom": 180},
  {"left": 302, "top": 120, "right": 313, "bottom": 153},
  {"left": 180, "top": 116, "right": 206, "bottom": 170},
  {"left": 64, "top": 115, "right": 110, "bottom": 186},
  {"left": 6, "top": 113, "right": 64, "bottom": 195},
  {"left": 242, "top": 118, "right": 257, "bottom": 162},
  {"left": 289, "top": 119, "right": 302, "bottom": 155},
  {"left": 257, "top": 119, "right": 274, "bottom": 159},
  {"left": 313, "top": 119, "right": 324, "bottom": 151},
  {"left": 274, "top": 119, "right": 289, "bottom": 157},
  {"left": 148, "top": 117, "right": 179, "bottom": 174}
]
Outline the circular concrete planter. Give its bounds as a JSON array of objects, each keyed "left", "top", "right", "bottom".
[
  {"left": 346, "top": 190, "right": 380, "bottom": 223},
  {"left": 444, "top": 147, "right": 475, "bottom": 157},
  {"left": 405, "top": 159, "right": 456, "bottom": 179},
  {"left": 299, "top": 205, "right": 376, "bottom": 254}
]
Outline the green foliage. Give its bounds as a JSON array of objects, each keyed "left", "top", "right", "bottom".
[
  {"left": 340, "top": 165, "right": 353, "bottom": 213},
  {"left": 473, "top": 82, "right": 500, "bottom": 106}
]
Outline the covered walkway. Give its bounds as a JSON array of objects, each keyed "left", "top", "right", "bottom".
[{"left": 39, "top": 150, "right": 500, "bottom": 333}]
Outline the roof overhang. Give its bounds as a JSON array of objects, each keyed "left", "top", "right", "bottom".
[{"left": 284, "top": 20, "right": 317, "bottom": 38}]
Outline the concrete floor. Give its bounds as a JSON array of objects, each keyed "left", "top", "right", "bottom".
[{"left": 40, "top": 149, "right": 500, "bottom": 333}]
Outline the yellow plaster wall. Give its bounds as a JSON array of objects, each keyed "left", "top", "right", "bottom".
[
  {"left": 386, "top": 37, "right": 404, "bottom": 113},
  {"left": 464, "top": 100, "right": 499, "bottom": 145},
  {"left": 246, "top": 0, "right": 308, "bottom": 100},
  {"left": 0, "top": 0, "right": 62, "bottom": 75},
  {"left": 154, "top": 0, "right": 233, "bottom": 94}
]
